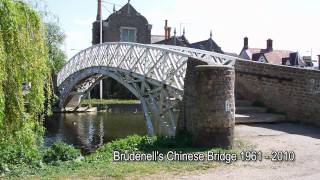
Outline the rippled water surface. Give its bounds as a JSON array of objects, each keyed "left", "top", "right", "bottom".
[{"left": 44, "top": 112, "right": 147, "bottom": 153}]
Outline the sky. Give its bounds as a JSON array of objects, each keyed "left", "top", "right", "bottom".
[{"left": 39, "top": 0, "right": 320, "bottom": 63}]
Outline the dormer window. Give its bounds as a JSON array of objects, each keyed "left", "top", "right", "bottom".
[
  {"left": 120, "top": 27, "right": 137, "bottom": 42},
  {"left": 258, "top": 56, "right": 267, "bottom": 63},
  {"left": 286, "top": 60, "right": 291, "bottom": 66}
]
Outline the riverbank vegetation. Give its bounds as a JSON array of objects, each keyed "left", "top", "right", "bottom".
[
  {"left": 0, "top": 0, "right": 52, "bottom": 173},
  {"left": 2, "top": 134, "right": 251, "bottom": 179}
]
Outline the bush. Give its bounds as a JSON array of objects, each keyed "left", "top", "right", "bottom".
[
  {"left": 98, "top": 132, "right": 193, "bottom": 154},
  {"left": 87, "top": 133, "right": 194, "bottom": 163},
  {"left": 99, "top": 135, "right": 144, "bottom": 153},
  {"left": 0, "top": 138, "right": 42, "bottom": 174},
  {"left": 43, "top": 141, "right": 81, "bottom": 164},
  {"left": 0, "top": 125, "right": 44, "bottom": 174}
]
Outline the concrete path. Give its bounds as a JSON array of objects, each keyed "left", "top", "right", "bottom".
[{"left": 144, "top": 123, "right": 320, "bottom": 180}]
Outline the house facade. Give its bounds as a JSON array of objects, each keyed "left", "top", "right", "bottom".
[
  {"left": 239, "top": 37, "right": 308, "bottom": 67},
  {"left": 90, "top": 0, "right": 237, "bottom": 99},
  {"left": 91, "top": 1, "right": 153, "bottom": 99},
  {"left": 92, "top": 1, "right": 152, "bottom": 45}
]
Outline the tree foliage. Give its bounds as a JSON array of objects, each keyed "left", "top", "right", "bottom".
[
  {"left": 26, "top": 0, "right": 67, "bottom": 74},
  {"left": 0, "top": 30, "right": 4, "bottom": 127},
  {"left": 44, "top": 21, "right": 66, "bottom": 74},
  {"left": 0, "top": 0, "right": 52, "bottom": 162}
]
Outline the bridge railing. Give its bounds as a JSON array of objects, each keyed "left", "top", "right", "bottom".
[
  {"left": 152, "top": 44, "right": 238, "bottom": 65},
  {"left": 57, "top": 42, "right": 236, "bottom": 88}
]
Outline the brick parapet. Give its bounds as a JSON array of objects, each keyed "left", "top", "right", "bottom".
[{"left": 235, "top": 60, "right": 320, "bottom": 126}]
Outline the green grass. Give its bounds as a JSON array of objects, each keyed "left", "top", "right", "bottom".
[
  {"left": 22, "top": 158, "right": 218, "bottom": 179},
  {"left": 2, "top": 135, "right": 252, "bottom": 179},
  {"left": 81, "top": 99, "right": 140, "bottom": 105}
]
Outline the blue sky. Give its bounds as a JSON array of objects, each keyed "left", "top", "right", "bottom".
[{"left": 38, "top": 0, "right": 320, "bottom": 63}]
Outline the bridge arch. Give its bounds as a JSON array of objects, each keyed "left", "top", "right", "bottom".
[{"left": 57, "top": 42, "right": 236, "bottom": 135}]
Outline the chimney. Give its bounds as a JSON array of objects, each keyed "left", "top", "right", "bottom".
[
  {"left": 267, "top": 39, "right": 273, "bottom": 51},
  {"left": 127, "top": 0, "right": 131, "bottom": 14},
  {"left": 243, "top": 37, "right": 249, "bottom": 50},
  {"left": 318, "top": 55, "right": 320, "bottom": 70},
  {"left": 167, "top": 27, "right": 171, "bottom": 39},
  {"left": 96, "top": 0, "right": 102, "bottom": 21},
  {"left": 173, "top": 28, "right": 177, "bottom": 45},
  {"left": 164, "top": 20, "right": 168, "bottom": 39}
]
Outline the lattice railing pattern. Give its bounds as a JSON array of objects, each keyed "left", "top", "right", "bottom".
[{"left": 57, "top": 42, "right": 235, "bottom": 136}]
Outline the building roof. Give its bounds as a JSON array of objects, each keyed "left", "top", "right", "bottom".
[
  {"left": 239, "top": 38, "right": 307, "bottom": 66},
  {"left": 263, "top": 50, "right": 292, "bottom": 64},
  {"left": 105, "top": 2, "right": 147, "bottom": 23},
  {"left": 247, "top": 48, "right": 293, "bottom": 65},
  {"left": 154, "top": 35, "right": 190, "bottom": 47},
  {"left": 243, "top": 48, "right": 264, "bottom": 59},
  {"left": 190, "top": 38, "right": 223, "bottom": 53},
  {"left": 118, "top": 2, "right": 138, "bottom": 15}
]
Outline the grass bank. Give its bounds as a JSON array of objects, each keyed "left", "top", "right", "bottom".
[{"left": 2, "top": 134, "right": 252, "bottom": 179}]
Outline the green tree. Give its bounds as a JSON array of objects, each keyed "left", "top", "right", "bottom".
[
  {"left": 27, "top": 0, "right": 67, "bottom": 74},
  {"left": 0, "top": 0, "right": 52, "bottom": 167},
  {"left": 44, "top": 21, "right": 67, "bottom": 74},
  {"left": 0, "top": 31, "right": 4, "bottom": 127}
]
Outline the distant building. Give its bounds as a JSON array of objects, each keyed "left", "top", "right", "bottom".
[
  {"left": 154, "top": 23, "right": 235, "bottom": 56},
  {"left": 90, "top": 0, "right": 239, "bottom": 98},
  {"left": 302, "top": 56, "right": 313, "bottom": 67},
  {"left": 93, "top": 1, "right": 234, "bottom": 55},
  {"left": 151, "top": 35, "right": 166, "bottom": 44},
  {"left": 91, "top": 0, "right": 153, "bottom": 99},
  {"left": 189, "top": 31, "right": 223, "bottom": 54},
  {"left": 154, "top": 28, "right": 190, "bottom": 47},
  {"left": 239, "top": 37, "right": 309, "bottom": 67},
  {"left": 92, "top": 1, "right": 152, "bottom": 45}
]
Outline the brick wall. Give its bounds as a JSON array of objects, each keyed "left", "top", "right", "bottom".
[
  {"left": 177, "top": 58, "right": 207, "bottom": 134},
  {"left": 235, "top": 60, "right": 320, "bottom": 126},
  {"left": 92, "top": 13, "right": 151, "bottom": 45}
]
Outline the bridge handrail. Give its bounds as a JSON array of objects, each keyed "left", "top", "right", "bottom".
[
  {"left": 152, "top": 44, "right": 239, "bottom": 65},
  {"left": 58, "top": 42, "right": 236, "bottom": 87},
  {"left": 58, "top": 43, "right": 189, "bottom": 87}
]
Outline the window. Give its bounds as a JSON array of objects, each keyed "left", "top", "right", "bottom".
[
  {"left": 120, "top": 27, "right": 137, "bottom": 42},
  {"left": 258, "top": 56, "right": 267, "bottom": 63},
  {"left": 286, "top": 60, "right": 291, "bottom": 66}
]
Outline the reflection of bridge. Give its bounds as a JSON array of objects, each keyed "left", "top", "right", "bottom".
[{"left": 57, "top": 42, "right": 236, "bottom": 136}]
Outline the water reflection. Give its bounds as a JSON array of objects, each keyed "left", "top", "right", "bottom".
[{"left": 44, "top": 112, "right": 147, "bottom": 153}]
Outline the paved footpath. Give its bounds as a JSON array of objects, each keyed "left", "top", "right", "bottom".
[{"left": 144, "top": 123, "right": 320, "bottom": 180}]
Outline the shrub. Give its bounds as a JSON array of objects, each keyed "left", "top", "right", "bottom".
[
  {"left": 0, "top": 136, "right": 42, "bottom": 174},
  {"left": 98, "top": 132, "right": 193, "bottom": 154},
  {"left": 102, "top": 135, "right": 144, "bottom": 153},
  {"left": 43, "top": 141, "right": 81, "bottom": 164}
]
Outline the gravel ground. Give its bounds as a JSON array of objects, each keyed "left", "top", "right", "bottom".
[{"left": 143, "top": 123, "right": 320, "bottom": 180}]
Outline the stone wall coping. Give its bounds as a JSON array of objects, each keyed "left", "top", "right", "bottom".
[
  {"left": 196, "top": 65, "right": 234, "bottom": 70},
  {"left": 236, "top": 59, "right": 320, "bottom": 73}
]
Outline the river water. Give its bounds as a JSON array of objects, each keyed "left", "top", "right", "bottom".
[
  {"left": 44, "top": 111, "right": 172, "bottom": 153},
  {"left": 44, "top": 112, "right": 147, "bottom": 153}
]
